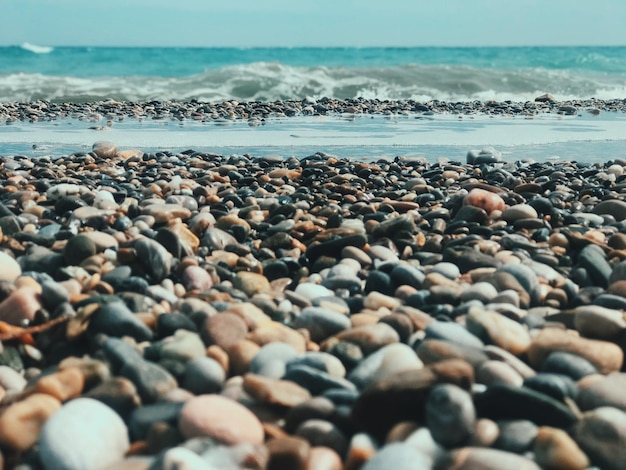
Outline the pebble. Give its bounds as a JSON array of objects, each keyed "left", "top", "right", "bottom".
[
  {"left": 38, "top": 398, "right": 130, "bottom": 470},
  {"left": 2, "top": 141, "right": 626, "bottom": 467},
  {"left": 178, "top": 394, "right": 264, "bottom": 445}
]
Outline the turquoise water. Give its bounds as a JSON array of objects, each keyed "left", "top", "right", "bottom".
[{"left": 2, "top": 45, "right": 626, "bottom": 102}]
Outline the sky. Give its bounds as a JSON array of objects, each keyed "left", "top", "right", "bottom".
[{"left": 1, "top": 0, "right": 625, "bottom": 48}]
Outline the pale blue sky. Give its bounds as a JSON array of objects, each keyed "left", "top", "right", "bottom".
[{"left": 2, "top": 0, "right": 625, "bottom": 47}]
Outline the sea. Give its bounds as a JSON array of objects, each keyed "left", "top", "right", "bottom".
[{"left": 1, "top": 44, "right": 626, "bottom": 162}]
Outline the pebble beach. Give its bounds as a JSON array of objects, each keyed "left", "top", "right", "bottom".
[{"left": 1, "top": 99, "right": 626, "bottom": 469}]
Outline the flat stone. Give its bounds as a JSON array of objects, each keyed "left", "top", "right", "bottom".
[
  {"left": 178, "top": 394, "right": 264, "bottom": 445},
  {"left": 579, "top": 244, "right": 612, "bottom": 288},
  {"left": 140, "top": 203, "right": 192, "bottom": 223},
  {"left": 243, "top": 373, "right": 312, "bottom": 408},
  {"left": 528, "top": 327, "right": 623, "bottom": 374},
  {"left": 501, "top": 204, "right": 538, "bottom": 222},
  {"left": 87, "top": 300, "right": 153, "bottom": 342},
  {"left": 33, "top": 367, "right": 84, "bottom": 402},
  {"left": 494, "top": 419, "right": 538, "bottom": 453},
  {"left": 92, "top": 141, "right": 118, "bottom": 158},
  {"left": 331, "top": 323, "right": 400, "bottom": 355},
  {"left": 425, "top": 321, "right": 484, "bottom": 350},
  {"left": 474, "top": 383, "right": 577, "bottom": 428}
]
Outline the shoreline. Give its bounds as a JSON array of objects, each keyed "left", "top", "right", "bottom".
[
  {"left": 0, "top": 142, "right": 624, "bottom": 467},
  {"left": 2, "top": 96, "right": 626, "bottom": 124}
]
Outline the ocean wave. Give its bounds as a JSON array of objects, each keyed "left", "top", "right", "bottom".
[
  {"left": 20, "top": 42, "right": 54, "bottom": 54},
  {"left": 1, "top": 62, "right": 625, "bottom": 103}
]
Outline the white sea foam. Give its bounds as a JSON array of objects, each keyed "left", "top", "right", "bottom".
[
  {"left": 20, "top": 42, "right": 54, "bottom": 54},
  {"left": 1, "top": 62, "right": 626, "bottom": 103}
]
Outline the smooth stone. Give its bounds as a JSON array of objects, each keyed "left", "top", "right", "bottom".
[
  {"left": 283, "top": 365, "right": 356, "bottom": 395},
  {"left": 140, "top": 203, "right": 191, "bottom": 224},
  {"left": 92, "top": 141, "right": 118, "bottom": 158},
  {"left": 0, "top": 393, "right": 61, "bottom": 452},
  {"left": 0, "top": 286, "right": 42, "bottom": 325},
  {"left": 249, "top": 342, "right": 299, "bottom": 379},
  {"left": 119, "top": 357, "right": 178, "bottom": 404},
  {"left": 87, "top": 300, "right": 153, "bottom": 342},
  {"left": 360, "top": 442, "right": 431, "bottom": 470},
  {"left": 83, "top": 377, "right": 141, "bottom": 420},
  {"left": 523, "top": 373, "right": 577, "bottom": 402},
  {"left": 128, "top": 401, "right": 184, "bottom": 441},
  {"left": 425, "top": 321, "right": 484, "bottom": 350},
  {"left": 416, "top": 339, "right": 489, "bottom": 369},
  {"left": 570, "top": 407, "right": 626, "bottom": 470},
  {"left": 466, "top": 308, "right": 531, "bottom": 356},
  {"left": 295, "top": 419, "right": 349, "bottom": 458},
  {"left": 0, "top": 364, "right": 27, "bottom": 392},
  {"left": 0, "top": 251, "right": 21, "bottom": 281},
  {"left": 363, "top": 271, "right": 394, "bottom": 295},
  {"left": 33, "top": 367, "right": 84, "bottom": 402},
  {"left": 267, "top": 436, "right": 310, "bottom": 470},
  {"left": 426, "top": 383, "right": 476, "bottom": 448},
  {"left": 592, "top": 199, "right": 626, "bottom": 221},
  {"left": 529, "top": 328, "right": 623, "bottom": 375},
  {"left": 178, "top": 394, "right": 264, "bottom": 445},
  {"left": 351, "top": 359, "right": 474, "bottom": 439},
  {"left": 493, "top": 419, "right": 538, "bottom": 453},
  {"left": 331, "top": 323, "right": 400, "bottom": 355},
  {"left": 294, "top": 282, "right": 334, "bottom": 301},
  {"left": 181, "top": 356, "right": 226, "bottom": 395},
  {"left": 292, "top": 307, "right": 351, "bottom": 343},
  {"left": 348, "top": 343, "right": 423, "bottom": 390},
  {"left": 159, "top": 330, "right": 206, "bottom": 362},
  {"left": 541, "top": 351, "right": 599, "bottom": 380},
  {"left": 534, "top": 426, "right": 590, "bottom": 470},
  {"left": 284, "top": 397, "right": 336, "bottom": 434},
  {"left": 577, "top": 373, "right": 626, "bottom": 412},
  {"left": 201, "top": 312, "right": 248, "bottom": 349},
  {"left": 442, "top": 447, "right": 541, "bottom": 470},
  {"left": 443, "top": 247, "right": 501, "bottom": 273},
  {"left": 38, "top": 398, "right": 130, "bottom": 470},
  {"left": 430, "top": 262, "right": 461, "bottom": 280},
  {"left": 573, "top": 305, "right": 626, "bottom": 340},
  {"left": 496, "top": 263, "right": 541, "bottom": 307},
  {"left": 483, "top": 345, "right": 536, "bottom": 379},
  {"left": 248, "top": 322, "right": 307, "bottom": 353},
  {"left": 476, "top": 360, "right": 524, "bottom": 387},
  {"left": 233, "top": 271, "right": 271, "bottom": 297},
  {"left": 133, "top": 237, "right": 172, "bottom": 283},
  {"left": 463, "top": 188, "right": 505, "bottom": 214},
  {"left": 181, "top": 265, "right": 213, "bottom": 291},
  {"left": 226, "top": 339, "right": 261, "bottom": 376},
  {"left": 460, "top": 282, "right": 498, "bottom": 304},
  {"left": 473, "top": 383, "right": 577, "bottom": 428},
  {"left": 286, "top": 351, "right": 346, "bottom": 378},
  {"left": 243, "top": 373, "right": 312, "bottom": 408},
  {"left": 201, "top": 227, "right": 238, "bottom": 250},
  {"left": 389, "top": 264, "right": 425, "bottom": 289},
  {"left": 578, "top": 244, "right": 612, "bottom": 288},
  {"left": 307, "top": 234, "right": 367, "bottom": 264},
  {"left": 501, "top": 204, "right": 538, "bottom": 222}
]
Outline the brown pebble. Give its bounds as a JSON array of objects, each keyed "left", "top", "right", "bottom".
[
  {"left": 243, "top": 373, "right": 311, "bottom": 408},
  {"left": 33, "top": 367, "right": 84, "bottom": 402},
  {"left": 0, "top": 393, "right": 61, "bottom": 451},
  {"left": 534, "top": 426, "right": 590, "bottom": 470},
  {"left": 267, "top": 436, "right": 310, "bottom": 470},
  {"left": 201, "top": 312, "right": 248, "bottom": 349}
]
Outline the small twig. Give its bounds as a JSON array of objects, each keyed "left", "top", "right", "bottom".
[{"left": 0, "top": 316, "right": 70, "bottom": 342}]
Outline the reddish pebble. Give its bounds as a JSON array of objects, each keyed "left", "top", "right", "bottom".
[
  {"left": 178, "top": 394, "right": 264, "bottom": 445},
  {"left": 464, "top": 188, "right": 505, "bottom": 215}
]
